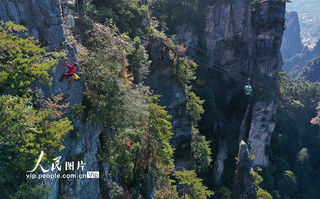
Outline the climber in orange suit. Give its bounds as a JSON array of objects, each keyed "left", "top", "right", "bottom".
[{"left": 60, "top": 62, "right": 80, "bottom": 81}]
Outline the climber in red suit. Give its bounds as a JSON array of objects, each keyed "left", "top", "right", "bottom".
[{"left": 60, "top": 62, "right": 79, "bottom": 81}]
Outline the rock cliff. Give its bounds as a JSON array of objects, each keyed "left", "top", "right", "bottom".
[
  {"left": 176, "top": 0, "right": 285, "bottom": 186},
  {"left": 281, "top": 12, "right": 303, "bottom": 60},
  {"left": 232, "top": 141, "right": 256, "bottom": 199},
  {"left": 0, "top": 1, "right": 102, "bottom": 198},
  {"left": 0, "top": 0, "right": 286, "bottom": 197}
]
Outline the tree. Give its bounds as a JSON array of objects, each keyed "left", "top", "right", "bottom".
[
  {"left": 127, "top": 37, "right": 151, "bottom": 84},
  {"left": 0, "top": 21, "right": 63, "bottom": 95},
  {"left": 0, "top": 21, "right": 71, "bottom": 198},
  {"left": 186, "top": 87, "right": 204, "bottom": 125},
  {"left": 191, "top": 128, "right": 212, "bottom": 173},
  {"left": 173, "top": 57, "right": 197, "bottom": 86},
  {"left": 9, "top": 183, "right": 50, "bottom": 199},
  {"left": 0, "top": 95, "right": 73, "bottom": 197},
  {"left": 101, "top": 96, "right": 175, "bottom": 197},
  {"left": 277, "top": 170, "right": 297, "bottom": 198},
  {"left": 174, "top": 169, "right": 213, "bottom": 199},
  {"left": 249, "top": 170, "right": 273, "bottom": 199}
]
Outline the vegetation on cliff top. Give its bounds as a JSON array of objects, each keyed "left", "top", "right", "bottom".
[
  {"left": 0, "top": 21, "right": 72, "bottom": 198},
  {"left": 73, "top": 0, "right": 212, "bottom": 198}
]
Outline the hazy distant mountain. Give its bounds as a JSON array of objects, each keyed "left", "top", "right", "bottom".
[
  {"left": 287, "top": 0, "right": 320, "bottom": 47},
  {"left": 297, "top": 56, "right": 320, "bottom": 82},
  {"left": 283, "top": 39, "right": 320, "bottom": 77},
  {"left": 281, "top": 12, "right": 303, "bottom": 60}
]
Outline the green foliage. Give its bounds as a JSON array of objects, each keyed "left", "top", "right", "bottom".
[
  {"left": 107, "top": 181, "right": 126, "bottom": 199},
  {"left": 0, "top": 21, "right": 72, "bottom": 198},
  {"left": 256, "top": 187, "right": 273, "bottom": 199},
  {"left": 80, "top": 22, "right": 149, "bottom": 129},
  {"left": 87, "top": 0, "right": 149, "bottom": 37},
  {"left": 155, "top": 178, "right": 179, "bottom": 199},
  {"left": 0, "top": 21, "right": 64, "bottom": 95},
  {"left": 174, "top": 169, "right": 214, "bottom": 199},
  {"left": 79, "top": 2, "right": 208, "bottom": 197},
  {"left": 173, "top": 57, "right": 198, "bottom": 86},
  {"left": 0, "top": 95, "right": 73, "bottom": 197},
  {"left": 191, "top": 128, "right": 212, "bottom": 173},
  {"left": 127, "top": 37, "right": 151, "bottom": 83},
  {"left": 249, "top": 170, "right": 273, "bottom": 199},
  {"left": 147, "top": 24, "right": 199, "bottom": 88},
  {"left": 9, "top": 183, "right": 50, "bottom": 199},
  {"left": 101, "top": 96, "right": 175, "bottom": 196},
  {"left": 186, "top": 87, "right": 204, "bottom": 124},
  {"left": 152, "top": 0, "right": 206, "bottom": 33},
  {"left": 277, "top": 170, "right": 297, "bottom": 198},
  {"left": 264, "top": 72, "right": 320, "bottom": 198},
  {"left": 215, "top": 186, "right": 232, "bottom": 199},
  {"left": 250, "top": 170, "right": 264, "bottom": 187}
]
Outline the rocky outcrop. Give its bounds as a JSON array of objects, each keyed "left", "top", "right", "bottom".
[
  {"left": 147, "top": 38, "right": 192, "bottom": 168},
  {"left": 214, "top": 140, "right": 228, "bottom": 185},
  {"left": 205, "top": 0, "right": 284, "bottom": 79},
  {"left": 281, "top": 12, "right": 303, "bottom": 60},
  {"left": 297, "top": 56, "right": 320, "bottom": 82},
  {"left": 175, "top": 0, "right": 285, "bottom": 185},
  {"left": 248, "top": 101, "right": 277, "bottom": 167},
  {"left": 232, "top": 141, "right": 256, "bottom": 199},
  {"left": 0, "top": 1, "right": 102, "bottom": 199},
  {"left": 0, "top": 0, "right": 286, "bottom": 196},
  {"left": 204, "top": 0, "right": 284, "bottom": 181}
]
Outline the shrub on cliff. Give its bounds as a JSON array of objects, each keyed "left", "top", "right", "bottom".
[
  {"left": 174, "top": 169, "right": 214, "bottom": 199},
  {"left": 100, "top": 96, "right": 175, "bottom": 197},
  {"left": 87, "top": 0, "right": 149, "bottom": 38},
  {"left": 0, "top": 21, "right": 64, "bottom": 95},
  {"left": 0, "top": 22, "right": 72, "bottom": 198},
  {"left": 127, "top": 37, "right": 151, "bottom": 84},
  {"left": 80, "top": 22, "right": 150, "bottom": 129},
  {"left": 0, "top": 95, "right": 73, "bottom": 198},
  {"left": 191, "top": 128, "right": 212, "bottom": 173}
]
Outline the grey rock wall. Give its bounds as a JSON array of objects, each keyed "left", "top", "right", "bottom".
[
  {"left": 175, "top": 0, "right": 285, "bottom": 185},
  {"left": 204, "top": 0, "right": 285, "bottom": 180},
  {"left": 232, "top": 141, "right": 256, "bottom": 199},
  {"left": 147, "top": 38, "right": 192, "bottom": 169},
  {"left": 248, "top": 101, "right": 277, "bottom": 167},
  {"left": 281, "top": 12, "right": 303, "bottom": 60},
  {"left": 0, "top": 1, "right": 102, "bottom": 198}
]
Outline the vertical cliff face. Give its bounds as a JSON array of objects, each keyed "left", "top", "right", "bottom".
[
  {"left": 248, "top": 101, "right": 277, "bottom": 167},
  {"left": 204, "top": 0, "right": 284, "bottom": 180},
  {"left": 232, "top": 141, "right": 255, "bottom": 199},
  {"left": 281, "top": 12, "right": 303, "bottom": 60},
  {"left": 1, "top": 0, "right": 286, "bottom": 197},
  {"left": 0, "top": 1, "right": 102, "bottom": 199},
  {"left": 147, "top": 38, "right": 193, "bottom": 169},
  {"left": 176, "top": 0, "right": 285, "bottom": 185},
  {"left": 205, "top": 0, "right": 284, "bottom": 78}
]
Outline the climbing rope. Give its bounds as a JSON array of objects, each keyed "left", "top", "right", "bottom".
[
  {"left": 186, "top": 48, "right": 278, "bottom": 96},
  {"left": 188, "top": 45, "right": 276, "bottom": 83}
]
